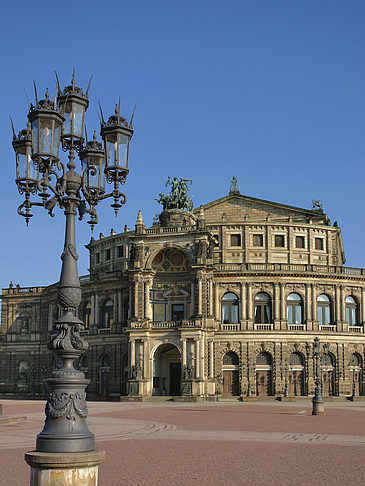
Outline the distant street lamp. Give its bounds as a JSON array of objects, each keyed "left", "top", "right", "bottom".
[
  {"left": 11, "top": 71, "right": 134, "bottom": 483},
  {"left": 312, "top": 337, "right": 325, "bottom": 415}
]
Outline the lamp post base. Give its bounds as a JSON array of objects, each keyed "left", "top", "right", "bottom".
[
  {"left": 312, "top": 398, "right": 325, "bottom": 415},
  {"left": 25, "top": 450, "right": 105, "bottom": 486}
]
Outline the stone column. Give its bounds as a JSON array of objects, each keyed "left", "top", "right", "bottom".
[
  {"left": 197, "top": 277, "right": 202, "bottom": 316},
  {"left": 117, "top": 290, "right": 122, "bottom": 322},
  {"left": 209, "top": 340, "right": 214, "bottom": 378},
  {"left": 90, "top": 295, "right": 95, "bottom": 328},
  {"left": 274, "top": 283, "right": 280, "bottom": 330},
  {"left": 335, "top": 286, "right": 341, "bottom": 329},
  {"left": 247, "top": 283, "right": 253, "bottom": 329},
  {"left": 362, "top": 287, "right": 365, "bottom": 325},
  {"left": 94, "top": 294, "right": 99, "bottom": 327},
  {"left": 47, "top": 303, "right": 53, "bottom": 331},
  {"left": 130, "top": 339, "right": 136, "bottom": 371},
  {"left": 340, "top": 285, "right": 346, "bottom": 329},
  {"left": 144, "top": 279, "right": 151, "bottom": 319},
  {"left": 201, "top": 334, "right": 205, "bottom": 380},
  {"left": 25, "top": 450, "right": 105, "bottom": 486},
  {"left": 280, "top": 283, "right": 285, "bottom": 329},
  {"left": 128, "top": 282, "right": 133, "bottom": 319},
  {"left": 134, "top": 279, "right": 139, "bottom": 319},
  {"left": 113, "top": 291, "right": 118, "bottom": 326},
  {"left": 209, "top": 280, "right": 213, "bottom": 316},
  {"left": 182, "top": 338, "right": 187, "bottom": 372},
  {"left": 214, "top": 283, "right": 219, "bottom": 319},
  {"left": 191, "top": 281, "right": 195, "bottom": 316},
  {"left": 305, "top": 284, "right": 313, "bottom": 331},
  {"left": 311, "top": 284, "right": 317, "bottom": 330},
  {"left": 195, "top": 339, "right": 200, "bottom": 378},
  {"left": 143, "top": 340, "right": 148, "bottom": 378},
  {"left": 240, "top": 282, "right": 246, "bottom": 322}
]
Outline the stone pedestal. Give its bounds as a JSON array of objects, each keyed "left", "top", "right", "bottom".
[
  {"left": 312, "top": 398, "right": 325, "bottom": 415},
  {"left": 25, "top": 450, "right": 105, "bottom": 486}
]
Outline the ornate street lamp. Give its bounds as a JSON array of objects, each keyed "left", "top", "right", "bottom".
[
  {"left": 11, "top": 72, "right": 134, "bottom": 481},
  {"left": 312, "top": 337, "right": 325, "bottom": 415}
]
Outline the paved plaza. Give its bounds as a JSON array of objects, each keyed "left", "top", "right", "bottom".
[{"left": 1, "top": 399, "right": 365, "bottom": 485}]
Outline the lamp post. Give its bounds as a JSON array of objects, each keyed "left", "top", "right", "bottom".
[
  {"left": 305, "top": 342, "right": 311, "bottom": 396},
  {"left": 312, "top": 337, "right": 325, "bottom": 415},
  {"left": 11, "top": 72, "right": 134, "bottom": 486}
]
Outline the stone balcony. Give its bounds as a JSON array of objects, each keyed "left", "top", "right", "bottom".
[
  {"left": 130, "top": 319, "right": 201, "bottom": 329},
  {"left": 215, "top": 262, "right": 365, "bottom": 277}
]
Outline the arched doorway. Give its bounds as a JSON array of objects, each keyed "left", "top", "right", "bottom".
[
  {"left": 256, "top": 352, "right": 273, "bottom": 396},
  {"left": 349, "top": 353, "right": 363, "bottom": 396},
  {"left": 99, "top": 354, "right": 111, "bottom": 397},
  {"left": 222, "top": 352, "right": 239, "bottom": 396},
  {"left": 321, "top": 352, "right": 335, "bottom": 396},
  {"left": 289, "top": 352, "right": 305, "bottom": 396},
  {"left": 153, "top": 343, "right": 181, "bottom": 396}
]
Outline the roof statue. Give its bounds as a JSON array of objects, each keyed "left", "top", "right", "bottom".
[
  {"left": 312, "top": 200, "right": 323, "bottom": 211},
  {"left": 229, "top": 176, "right": 240, "bottom": 195},
  {"left": 156, "top": 177, "right": 193, "bottom": 212}
]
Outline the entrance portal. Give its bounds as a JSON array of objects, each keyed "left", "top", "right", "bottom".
[{"left": 153, "top": 343, "right": 181, "bottom": 396}]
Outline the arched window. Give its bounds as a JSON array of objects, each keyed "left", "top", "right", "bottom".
[
  {"left": 254, "top": 292, "right": 271, "bottom": 324},
  {"left": 83, "top": 302, "right": 91, "bottom": 328},
  {"left": 289, "top": 352, "right": 304, "bottom": 367},
  {"left": 317, "top": 294, "right": 332, "bottom": 325},
  {"left": 101, "top": 300, "right": 114, "bottom": 328},
  {"left": 256, "top": 352, "right": 272, "bottom": 365},
  {"left": 349, "top": 353, "right": 362, "bottom": 368},
  {"left": 286, "top": 293, "right": 303, "bottom": 324},
  {"left": 223, "top": 352, "right": 239, "bottom": 366},
  {"left": 221, "top": 293, "right": 239, "bottom": 324},
  {"left": 345, "top": 296, "right": 359, "bottom": 326}
]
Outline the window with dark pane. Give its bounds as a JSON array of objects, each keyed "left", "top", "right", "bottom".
[
  {"left": 254, "top": 292, "right": 272, "bottom": 323},
  {"left": 295, "top": 236, "right": 305, "bottom": 249},
  {"left": 345, "top": 296, "right": 359, "bottom": 326},
  {"left": 315, "top": 238, "right": 324, "bottom": 250},
  {"left": 221, "top": 292, "right": 239, "bottom": 324},
  {"left": 253, "top": 234, "right": 263, "bottom": 247},
  {"left": 317, "top": 294, "right": 331, "bottom": 325},
  {"left": 286, "top": 293, "right": 303, "bottom": 324},
  {"left": 274, "top": 235, "right": 285, "bottom": 247},
  {"left": 230, "top": 234, "right": 241, "bottom": 247}
]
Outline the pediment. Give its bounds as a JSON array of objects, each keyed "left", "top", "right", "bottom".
[{"left": 195, "top": 194, "right": 323, "bottom": 224}]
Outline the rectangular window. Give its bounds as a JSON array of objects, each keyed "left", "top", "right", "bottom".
[
  {"left": 213, "top": 234, "right": 219, "bottom": 247},
  {"left": 171, "top": 304, "right": 184, "bottom": 321},
  {"left": 274, "top": 235, "right": 285, "bottom": 247},
  {"left": 295, "top": 236, "right": 305, "bottom": 249},
  {"left": 315, "top": 238, "right": 324, "bottom": 250},
  {"left": 95, "top": 253, "right": 100, "bottom": 264},
  {"left": 253, "top": 234, "right": 263, "bottom": 247},
  {"left": 230, "top": 234, "right": 241, "bottom": 247},
  {"left": 117, "top": 245, "right": 123, "bottom": 258},
  {"left": 105, "top": 249, "right": 111, "bottom": 261}
]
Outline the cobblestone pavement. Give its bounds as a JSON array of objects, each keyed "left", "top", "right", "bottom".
[{"left": 1, "top": 399, "right": 365, "bottom": 485}]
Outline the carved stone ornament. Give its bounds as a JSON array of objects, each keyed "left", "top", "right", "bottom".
[
  {"left": 58, "top": 286, "right": 82, "bottom": 309},
  {"left": 61, "top": 244, "right": 79, "bottom": 261},
  {"left": 50, "top": 324, "right": 88, "bottom": 353},
  {"left": 46, "top": 391, "right": 88, "bottom": 421}
]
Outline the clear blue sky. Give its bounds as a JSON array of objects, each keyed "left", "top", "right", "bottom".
[{"left": 1, "top": 0, "right": 364, "bottom": 290}]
